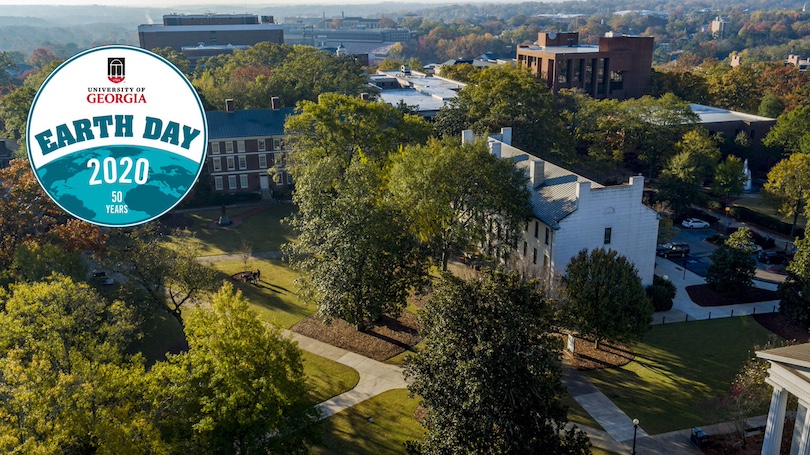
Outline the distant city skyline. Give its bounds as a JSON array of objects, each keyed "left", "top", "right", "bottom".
[{"left": 0, "top": 0, "right": 500, "bottom": 6}]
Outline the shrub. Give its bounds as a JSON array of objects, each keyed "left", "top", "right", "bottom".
[
  {"left": 728, "top": 206, "right": 805, "bottom": 239},
  {"left": 647, "top": 276, "right": 677, "bottom": 311},
  {"left": 706, "top": 200, "right": 723, "bottom": 210},
  {"left": 705, "top": 233, "right": 728, "bottom": 245}
]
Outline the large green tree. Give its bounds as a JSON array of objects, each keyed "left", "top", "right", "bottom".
[
  {"left": 284, "top": 94, "right": 431, "bottom": 330},
  {"left": 706, "top": 231, "right": 757, "bottom": 296},
  {"left": 0, "top": 276, "right": 165, "bottom": 454},
  {"left": 389, "top": 138, "right": 531, "bottom": 270},
  {"left": 433, "top": 64, "right": 572, "bottom": 163},
  {"left": 713, "top": 155, "right": 747, "bottom": 201},
  {"left": 406, "top": 270, "right": 590, "bottom": 455},
  {"left": 149, "top": 284, "right": 315, "bottom": 454},
  {"left": 764, "top": 152, "right": 810, "bottom": 237},
  {"left": 563, "top": 248, "right": 653, "bottom": 350},
  {"left": 763, "top": 104, "right": 810, "bottom": 154},
  {"left": 779, "top": 237, "right": 810, "bottom": 328}
]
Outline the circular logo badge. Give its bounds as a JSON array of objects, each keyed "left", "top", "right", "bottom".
[{"left": 27, "top": 45, "right": 207, "bottom": 227}]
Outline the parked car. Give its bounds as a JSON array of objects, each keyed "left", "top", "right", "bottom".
[
  {"left": 681, "top": 218, "right": 711, "bottom": 229},
  {"left": 757, "top": 251, "right": 789, "bottom": 265},
  {"left": 656, "top": 242, "right": 691, "bottom": 258}
]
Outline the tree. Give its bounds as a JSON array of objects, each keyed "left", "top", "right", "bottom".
[
  {"left": 149, "top": 284, "right": 316, "bottom": 454},
  {"left": 4, "top": 242, "right": 87, "bottom": 285},
  {"left": 283, "top": 94, "right": 431, "bottom": 330},
  {"left": 563, "top": 248, "right": 653, "bottom": 350},
  {"left": 779, "top": 236, "right": 810, "bottom": 328},
  {"left": 433, "top": 64, "right": 573, "bottom": 164},
  {"left": 389, "top": 138, "right": 532, "bottom": 270},
  {"left": 406, "top": 270, "right": 590, "bottom": 455},
  {"left": 438, "top": 62, "right": 479, "bottom": 82},
  {"left": 656, "top": 151, "right": 705, "bottom": 217},
  {"left": 102, "top": 226, "right": 218, "bottom": 324},
  {"left": 675, "top": 128, "right": 721, "bottom": 184},
  {"left": 0, "top": 276, "right": 165, "bottom": 454},
  {"left": 713, "top": 155, "right": 747, "bottom": 201},
  {"left": 764, "top": 152, "right": 810, "bottom": 238},
  {"left": 763, "top": 104, "right": 810, "bottom": 154},
  {"left": 758, "top": 91, "right": 785, "bottom": 118},
  {"left": 706, "top": 234, "right": 757, "bottom": 295},
  {"left": 150, "top": 46, "right": 190, "bottom": 75}
]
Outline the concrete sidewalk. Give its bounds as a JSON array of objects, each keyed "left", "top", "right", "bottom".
[
  {"left": 197, "top": 250, "right": 283, "bottom": 263},
  {"left": 285, "top": 330, "right": 408, "bottom": 420}
]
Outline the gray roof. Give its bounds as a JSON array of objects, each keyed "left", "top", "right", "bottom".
[
  {"left": 757, "top": 343, "right": 810, "bottom": 369},
  {"left": 206, "top": 107, "right": 294, "bottom": 139},
  {"left": 497, "top": 142, "right": 602, "bottom": 227}
]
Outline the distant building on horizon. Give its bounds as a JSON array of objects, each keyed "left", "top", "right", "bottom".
[
  {"left": 516, "top": 31, "right": 654, "bottom": 100},
  {"left": 138, "top": 13, "right": 283, "bottom": 54}
]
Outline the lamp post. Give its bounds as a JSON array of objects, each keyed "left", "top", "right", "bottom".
[
  {"left": 725, "top": 206, "right": 731, "bottom": 233},
  {"left": 631, "top": 418, "right": 639, "bottom": 455}
]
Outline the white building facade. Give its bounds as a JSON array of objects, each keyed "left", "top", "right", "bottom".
[{"left": 470, "top": 128, "right": 658, "bottom": 286}]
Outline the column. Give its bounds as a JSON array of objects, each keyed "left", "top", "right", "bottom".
[
  {"left": 793, "top": 401, "right": 810, "bottom": 455},
  {"left": 763, "top": 386, "right": 789, "bottom": 455}
]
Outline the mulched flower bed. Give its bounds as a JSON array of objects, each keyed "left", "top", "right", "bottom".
[
  {"left": 686, "top": 284, "right": 780, "bottom": 307},
  {"left": 292, "top": 311, "right": 420, "bottom": 362},
  {"left": 562, "top": 336, "right": 635, "bottom": 370},
  {"left": 753, "top": 312, "right": 810, "bottom": 343}
]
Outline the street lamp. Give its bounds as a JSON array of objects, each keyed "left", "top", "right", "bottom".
[
  {"left": 725, "top": 206, "right": 731, "bottom": 232},
  {"left": 631, "top": 418, "right": 639, "bottom": 455}
]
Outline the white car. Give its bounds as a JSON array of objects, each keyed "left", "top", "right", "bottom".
[{"left": 681, "top": 218, "right": 710, "bottom": 229}]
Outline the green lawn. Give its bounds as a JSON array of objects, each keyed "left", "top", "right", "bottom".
[
  {"left": 561, "top": 391, "right": 604, "bottom": 432},
  {"left": 585, "top": 317, "right": 777, "bottom": 435},
  {"left": 177, "top": 203, "right": 297, "bottom": 256},
  {"left": 310, "top": 389, "right": 424, "bottom": 455},
  {"left": 734, "top": 196, "right": 807, "bottom": 230},
  {"left": 211, "top": 258, "right": 315, "bottom": 329},
  {"left": 302, "top": 350, "right": 360, "bottom": 405}
]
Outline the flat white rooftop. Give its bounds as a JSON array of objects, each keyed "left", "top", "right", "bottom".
[{"left": 689, "top": 104, "right": 774, "bottom": 123}]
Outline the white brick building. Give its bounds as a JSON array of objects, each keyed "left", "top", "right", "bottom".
[{"left": 468, "top": 128, "right": 659, "bottom": 285}]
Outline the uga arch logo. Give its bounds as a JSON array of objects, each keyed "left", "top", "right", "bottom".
[{"left": 27, "top": 45, "right": 207, "bottom": 227}]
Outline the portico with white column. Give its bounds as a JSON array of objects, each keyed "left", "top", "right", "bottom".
[{"left": 757, "top": 344, "right": 810, "bottom": 455}]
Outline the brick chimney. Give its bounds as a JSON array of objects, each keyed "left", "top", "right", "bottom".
[{"left": 225, "top": 99, "right": 235, "bottom": 113}]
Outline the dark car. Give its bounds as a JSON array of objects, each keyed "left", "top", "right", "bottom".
[
  {"left": 757, "top": 251, "right": 789, "bottom": 265},
  {"left": 656, "top": 242, "right": 691, "bottom": 258}
]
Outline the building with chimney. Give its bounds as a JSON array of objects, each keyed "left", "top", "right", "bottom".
[
  {"left": 205, "top": 98, "right": 294, "bottom": 198},
  {"left": 471, "top": 128, "right": 658, "bottom": 285},
  {"left": 516, "top": 31, "right": 654, "bottom": 100}
]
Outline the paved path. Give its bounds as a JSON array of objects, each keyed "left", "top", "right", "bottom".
[
  {"left": 197, "top": 250, "right": 283, "bottom": 263},
  {"left": 285, "top": 330, "right": 408, "bottom": 420}
]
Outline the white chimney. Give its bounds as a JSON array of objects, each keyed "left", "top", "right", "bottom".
[
  {"left": 225, "top": 99, "right": 235, "bottom": 112},
  {"left": 530, "top": 159, "right": 545, "bottom": 186},
  {"left": 489, "top": 141, "right": 501, "bottom": 158},
  {"left": 500, "top": 127, "right": 512, "bottom": 146}
]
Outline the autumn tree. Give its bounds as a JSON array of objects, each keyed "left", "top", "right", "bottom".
[
  {"left": 764, "top": 152, "right": 810, "bottom": 237},
  {"left": 389, "top": 138, "right": 531, "bottom": 270},
  {"left": 150, "top": 46, "right": 190, "bottom": 75},
  {"left": 149, "top": 284, "right": 316, "bottom": 454},
  {"left": 563, "top": 248, "right": 653, "bottom": 350},
  {"left": 434, "top": 64, "right": 573, "bottom": 163},
  {"left": 406, "top": 270, "right": 590, "bottom": 455}
]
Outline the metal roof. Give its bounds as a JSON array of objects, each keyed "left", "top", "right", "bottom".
[
  {"left": 689, "top": 103, "right": 775, "bottom": 124},
  {"left": 495, "top": 141, "right": 602, "bottom": 227},
  {"left": 206, "top": 107, "right": 294, "bottom": 139}
]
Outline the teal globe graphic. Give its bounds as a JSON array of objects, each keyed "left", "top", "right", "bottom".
[{"left": 36, "top": 145, "right": 200, "bottom": 226}]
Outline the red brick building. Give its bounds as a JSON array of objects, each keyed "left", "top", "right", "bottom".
[{"left": 516, "top": 31, "right": 654, "bottom": 100}]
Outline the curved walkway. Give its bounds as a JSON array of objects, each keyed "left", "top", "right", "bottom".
[{"left": 285, "top": 330, "right": 408, "bottom": 420}]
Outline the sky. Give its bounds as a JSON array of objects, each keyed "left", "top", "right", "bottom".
[{"left": 0, "top": 0, "right": 461, "bottom": 5}]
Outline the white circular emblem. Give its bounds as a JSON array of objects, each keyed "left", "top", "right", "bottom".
[{"left": 27, "top": 45, "right": 207, "bottom": 227}]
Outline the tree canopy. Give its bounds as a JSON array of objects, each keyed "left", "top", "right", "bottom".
[
  {"left": 563, "top": 248, "right": 653, "bottom": 350},
  {"left": 406, "top": 269, "right": 590, "bottom": 455},
  {"left": 706, "top": 231, "right": 757, "bottom": 295},
  {"left": 779, "top": 236, "right": 810, "bottom": 328},
  {"left": 389, "top": 138, "right": 532, "bottom": 270},
  {"left": 764, "top": 152, "right": 810, "bottom": 237}
]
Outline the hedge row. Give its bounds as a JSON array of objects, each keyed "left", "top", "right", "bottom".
[{"left": 728, "top": 206, "right": 805, "bottom": 239}]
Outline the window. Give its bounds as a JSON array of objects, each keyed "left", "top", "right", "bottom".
[
  {"left": 240, "top": 174, "right": 248, "bottom": 188},
  {"left": 214, "top": 176, "right": 223, "bottom": 191},
  {"left": 523, "top": 241, "right": 527, "bottom": 256},
  {"left": 226, "top": 156, "right": 235, "bottom": 170},
  {"left": 258, "top": 139, "right": 266, "bottom": 151},
  {"left": 534, "top": 221, "right": 539, "bottom": 238},
  {"left": 238, "top": 155, "right": 247, "bottom": 170},
  {"left": 212, "top": 158, "right": 221, "bottom": 172},
  {"left": 237, "top": 140, "right": 245, "bottom": 152},
  {"left": 273, "top": 138, "right": 281, "bottom": 150},
  {"left": 211, "top": 142, "right": 220, "bottom": 154},
  {"left": 532, "top": 248, "right": 537, "bottom": 264},
  {"left": 225, "top": 142, "right": 233, "bottom": 153},
  {"left": 285, "top": 172, "right": 293, "bottom": 185},
  {"left": 545, "top": 227, "right": 550, "bottom": 245},
  {"left": 228, "top": 175, "right": 237, "bottom": 189},
  {"left": 280, "top": 153, "right": 287, "bottom": 167},
  {"left": 604, "top": 227, "right": 612, "bottom": 245},
  {"left": 259, "top": 154, "right": 267, "bottom": 168}
]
